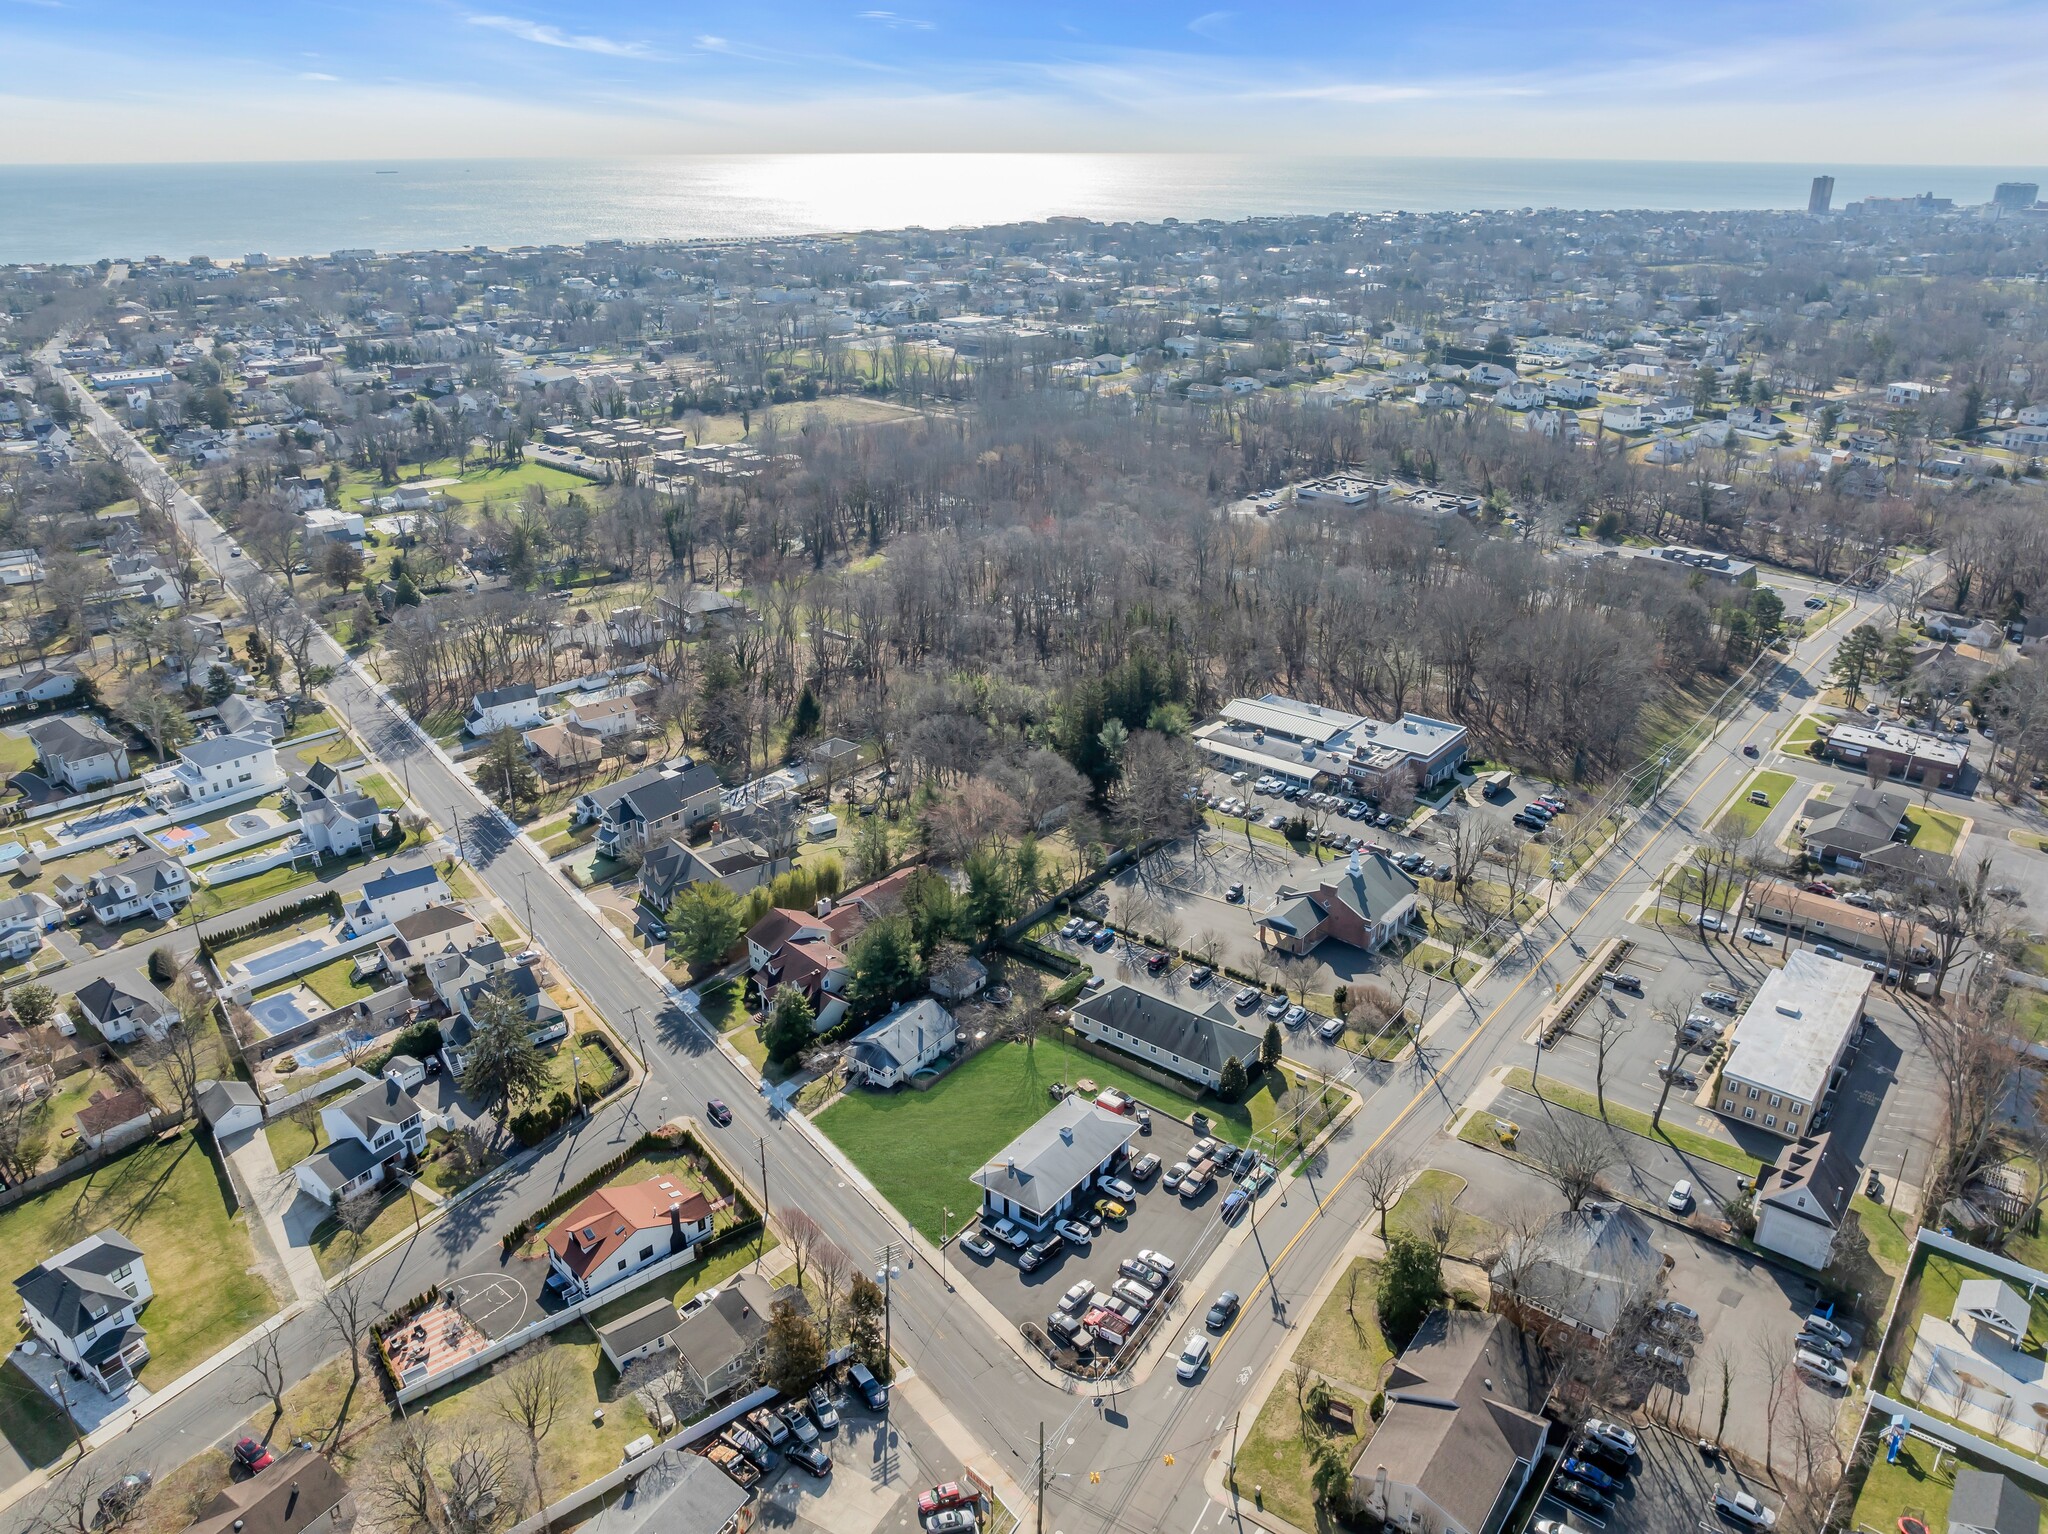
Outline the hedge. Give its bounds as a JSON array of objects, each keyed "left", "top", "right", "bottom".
[
  {"left": 199, "top": 889, "right": 344, "bottom": 958},
  {"left": 500, "top": 1125, "right": 748, "bottom": 1251}
]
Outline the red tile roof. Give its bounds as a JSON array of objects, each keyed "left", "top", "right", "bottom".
[{"left": 546, "top": 1177, "right": 712, "bottom": 1282}]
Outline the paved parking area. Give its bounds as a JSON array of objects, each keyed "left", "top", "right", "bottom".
[
  {"left": 952, "top": 1114, "right": 1240, "bottom": 1342},
  {"left": 1558, "top": 1421, "right": 1786, "bottom": 1534},
  {"left": 753, "top": 1388, "right": 972, "bottom": 1534}
]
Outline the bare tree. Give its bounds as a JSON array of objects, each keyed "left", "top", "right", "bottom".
[
  {"left": 318, "top": 1272, "right": 377, "bottom": 1449},
  {"left": 1423, "top": 1185, "right": 1460, "bottom": 1260},
  {"left": 1358, "top": 1150, "right": 1416, "bottom": 1238},
  {"left": 1524, "top": 1115, "right": 1615, "bottom": 1212},
  {"left": 236, "top": 1329, "right": 290, "bottom": 1439},
  {"left": 813, "top": 1235, "right": 851, "bottom": 1347},
  {"left": 778, "top": 1204, "right": 824, "bottom": 1291},
  {"left": 1589, "top": 1003, "right": 1633, "bottom": 1121},
  {"left": 1648, "top": 1002, "right": 1692, "bottom": 1131},
  {"left": 442, "top": 1429, "right": 518, "bottom": 1534},
  {"left": 1754, "top": 1331, "right": 1794, "bottom": 1474},
  {"left": 28, "top": 1463, "right": 139, "bottom": 1534},
  {"left": 493, "top": 1344, "right": 572, "bottom": 1534}
]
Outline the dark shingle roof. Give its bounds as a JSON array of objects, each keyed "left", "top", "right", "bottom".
[
  {"left": 14, "top": 1229, "right": 145, "bottom": 1339},
  {"left": 1069, "top": 984, "right": 1261, "bottom": 1076}
]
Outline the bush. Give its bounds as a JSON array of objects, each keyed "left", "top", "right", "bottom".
[
  {"left": 147, "top": 946, "right": 178, "bottom": 986},
  {"left": 1375, "top": 1232, "right": 1445, "bottom": 1347},
  {"left": 377, "top": 1018, "right": 444, "bottom": 1072},
  {"left": 509, "top": 1090, "right": 577, "bottom": 1147}
]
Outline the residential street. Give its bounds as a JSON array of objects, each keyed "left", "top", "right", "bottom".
[{"left": 16, "top": 338, "right": 1917, "bottom": 1534}]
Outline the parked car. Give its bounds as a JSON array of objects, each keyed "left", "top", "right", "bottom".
[
  {"left": 1226, "top": 882, "right": 1246, "bottom": 902},
  {"left": 1162, "top": 1161, "right": 1190, "bottom": 1192},
  {"left": 705, "top": 1098, "right": 732, "bottom": 1127},
  {"left": 1633, "top": 1342, "right": 1685, "bottom": 1371},
  {"left": 1742, "top": 927, "right": 1775, "bottom": 945},
  {"left": 1318, "top": 1016, "right": 1344, "bottom": 1042},
  {"left": 1656, "top": 1300, "right": 1702, "bottom": 1328},
  {"left": 1803, "top": 1313, "right": 1855, "bottom": 1349},
  {"left": 809, "top": 1384, "right": 840, "bottom": 1430},
  {"left": 1138, "top": 1248, "right": 1176, "bottom": 1275},
  {"left": 1233, "top": 987, "right": 1261, "bottom": 1012},
  {"left": 789, "top": 1439, "right": 832, "bottom": 1477},
  {"left": 1206, "top": 1290, "right": 1241, "bottom": 1329},
  {"left": 1091, "top": 929, "right": 1116, "bottom": 951},
  {"left": 1130, "top": 1153, "right": 1160, "bottom": 1180},
  {"left": 1533, "top": 1523, "right": 1590, "bottom": 1534},
  {"left": 1668, "top": 1179, "right": 1693, "bottom": 1212},
  {"left": 233, "top": 1439, "right": 274, "bottom": 1473},
  {"left": 1103, "top": 1176, "right": 1138, "bottom": 1202},
  {"left": 1569, "top": 1435, "right": 1629, "bottom": 1475},
  {"left": 1796, "top": 1350, "right": 1849, "bottom": 1388},
  {"left": 1550, "top": 1478, "right": 1612, "bottom": 1517},
  {"left": 1059, "top": 1279, "right": 1097, "bottom": 1312},
  {"left": 1698, "top": 914, "right": 1725, "bottom": 932},
  {"left": 1558, "top": 1459, "right": 1618, "bottom": 1493},
  {"left": 921, "top": 1484, "right": 979, "bottom": 1516},
  {"left": 1093, "top": 1198, "right": 1129, "bottom": 1221},
  {"left": 1581, "top": 1419, "right": 1638, "bottom": 1458},
  {"left": 1120, "top": 1256, "right": 1164, "bottom": 1283},
  {"left": 989, "top": 1219, "right": 1030, "bottom": 1249},
  {"left": 1742, "top": 743, "right": 1760, "bottom": 757},
  {"left": 1112, "top": 1278, "right": 1155, "bottom": 1310},
  {"left": 1700, "top": 990, "right": 1738, "bottom": 1011},
  {"left": 1060, "top": 917, "right": 1084, "bottom": 939},
  {"left": 1220, "top": 1188, "right": 1249, "bottom": 1220},
  {"left": 1796, "top": 1332, "right": 1844, "bottom": 1364},
  {"left": 1055, "top": 1219, "right": 1093, "bottom": 1244},
  {"left": 96, "top": 1473, "right": 153, "bottom": 1527},
  {"left": 960, "top": 1231, "right": 996, "bottom": 1260},
  {"left": 784, "top": 1408, "right": 820, "bottom": 1446},
  {"left": 1714, "top": 1488, "right": 1778, "bottom": 1527},
  {"left": 1020, "top": 1234, "right": 1065, "bottom": 1272},
  {"left": 1282, "top": 1004, "right": 1307, "bottom": 1029},
  {"left": 1188, "top": 966, "right": 1213, "bottom": 988},
  {"left": 927, "top": 1510, "right": 979, "bottom": 1534},
  {"left": 1263, "top": 996, "right": 1288, "bottom": 1019}
]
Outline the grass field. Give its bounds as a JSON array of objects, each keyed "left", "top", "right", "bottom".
[
  {"left": 311, "top": 1182, "right": 430, "bottom": 1276},
  {"left": 300, "top": 954, "right": 378, "bottom": 1009},
  {"left": 356, "top": 772, "right": 405, "bottom": 811},
  {"left": 0, "top": 1132, "right": 275, "bottom": 1384},
  {"left": 1386, "top": 1170, "right": 1497, "bottom": 1261},
  {"left": 336, "top": 455, "right": 588, "bottom": 512},
  {"left": 1498, "top": 1068, "right": 1766, "bottom": 1177},
  {"left": 1777, "top": 712, "right": 1828, "bottom": 753},
  {"left": 2007, "top": 989, "right": 2048, "bottom": 1044},
  {"left": 816, "top": 1036, "right": 1285, "bottom": 1241},
  {"left": 1714, "top": 770, "right": 1794, "bottom": 837},
  {"left": 1903, "top": 805, "right": 1967, "bottom": 856}
]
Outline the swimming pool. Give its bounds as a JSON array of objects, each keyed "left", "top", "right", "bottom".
[
  {"left": 295, "top": 1028, "right": 374, "bottom": 1068},
  {"left": 246, "top": 989, "right": 319, "bottom": 1036},
  {"left": 239, "top": 935, "right": 334, "bottom": 981},
  {"left": 62, "top": 801, "right": 153, "bottom": 837}
]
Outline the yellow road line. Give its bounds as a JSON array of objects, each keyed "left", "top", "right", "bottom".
[{"left": 1214, "top": 617, "right": 1846, "bottom": 1352}]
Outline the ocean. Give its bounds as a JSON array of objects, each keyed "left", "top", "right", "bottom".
[{"left": 0, "top": 154, "right": 2039, "bottom": 266}]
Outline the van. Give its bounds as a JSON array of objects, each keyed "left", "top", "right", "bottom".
[
  {"left": 1176, "top": 1334, "right": 1211, "bottom": 1382},
  {"left": 1749, "top": 790, "right": 1771, "bottom": 806},
  {"left": 847, "top": 1360, "right": 888, "bottom": 1410}
]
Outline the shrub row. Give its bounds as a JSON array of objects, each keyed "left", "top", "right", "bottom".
[{"left": 199, "top": 889, "right": 344, "bottom": 959}]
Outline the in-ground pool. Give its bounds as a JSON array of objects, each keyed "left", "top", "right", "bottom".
[
  {"left": 61, "top": 801, "right": 154, "bottom": 838},
  {"left": 238, "top": 935, "right": 335, "bottom": 982},
  {"left": 295, "top": 1029, "right": 374, "bottom": 1068},
  {"left": 245, "top": 988, "right": 320, "bottom": 1036}
]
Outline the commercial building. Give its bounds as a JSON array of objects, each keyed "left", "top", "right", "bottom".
[
  {"left": 1809, "top": 175, "right": 1835, "bottom": 215},
  {"left": 1746, "top": 878, "right": 1934, "bottom": 966},
  {"left": 1257, "top": 847, "right": 1420, "bottom": 956},
  {"left": 1192, "top": 694, "right": 1468, "bottom": 796},
  {"left": 1294, "top": 474, "right": 1387, "bottom": 508},
  {"left": 1067, "top": 984, "right": 1262, "bottom": 1091},
  {"left": 1715, "top": 952, "right": 1873, "bottom": 1139},
  {"left": 1488, "top": 1201, "right": 1666, "bottom": 1341},
  {"left": 1818, "top": 721, "right": 1968, "bottom": 788},
  {"left": 971, "top": 1095, "right": 1134, "bottom": 1234}
]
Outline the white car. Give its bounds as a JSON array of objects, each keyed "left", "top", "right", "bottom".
[
  {"left": 1058, "top": 1279, "right": 1097, "bottom": 1313},
  {"left": 1580, "top": 1419, "right": 1638, "bottom": 1457},
  {"left": 1175, "top": 1333, "right": 1210, "bottom": 1382},
  {"left": 1795, "top": 1349, "right": 1849, "bottom": 1388},
  {"left": 1138, "top": 1248, "right": 1177, "bottom": 1276},
  {"left": 989, "top": 1219, "right": 1030, "bottom": 1249},
  {"left": 1697, "top": 914, "right": 1725, "bottom": 932},
  {"left": 1741, "top": 927, "right": 1775, "bottom": 946},
  {"left": 1668, "top": 1179, "right": 1693, "bottom": 1213},
  {"left": 1713, "top": 1489, "right": 1778, "bottom": 1528}
]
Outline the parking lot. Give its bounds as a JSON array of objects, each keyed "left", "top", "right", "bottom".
[
  {"left": 1540, "top": 1420, "right": 1789, "bottom": 1534},
  {"left": 745, "top": 1384, "right": 984, "bottom": 1534},
  {"left": 951, "top": 1110, "right": 1251, "bottom": 1365}
]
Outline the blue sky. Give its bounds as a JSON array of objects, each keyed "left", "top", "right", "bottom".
[{"left": 3, "top": 1, "right": 2044, "bottom": 163}]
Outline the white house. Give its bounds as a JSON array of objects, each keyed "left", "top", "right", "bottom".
[
  {"left": 1493, "top": 380, "right": 1546, "bottom": 411},
  {"left": 544, "top": 1177, "right": 714, "bottom": 1301},
  {"left": 0, "top": 892, "right": 60, "bottom": 961},
  {"left": 85, "top": 856, "right": 193, "bottom": 925},
  {"left": 294, "top": 1076, "right": 429, "bottom": 1208},
  {"left": 847, "top": 999, "right": 958, "bottom": 1088},
  {"left": 1414, "top": 381, "right": 1466, "bottom": 409},
  {"left": 286, "top": 764, "right": 385, "bottom": 857},
  {"left": 1546, "top": 378, "right": 1599, "bottom": 406},
  {"left": 74, "top": 975, "right": 173, "bottom": 1042},
  {"left": 1753, "top": 1133, "right": 1852, "bottom": 1270},
  {"left": 352, "top": 865, "right": 452, "bottom": 930},
  {"left": 28, "top": 716, "right": 130, "bottom": 792},
  {"left": 464, "top": 684, "right": 544, "bottom": 737},
  {"left": 1469, "top": 361, "right": 1517, "bottom": 390},
  {"left": 196, "top": 1078, "right": 264, "bottom": 1137},
  {"left": 0, "top": 662, "right": 77, "bottom": 710},
  {"left": 146, "top": 732, "right": 283, "bottom": 811},
  {"left": 14, "top": 1229, "right": 153, "bottom": 1394}
]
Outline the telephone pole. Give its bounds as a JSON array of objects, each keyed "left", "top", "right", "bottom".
[
  {"left": 1036, "top": 1420, "right": 1045, "bottom": 1534},
  {"left": 756, "top": 1137, "right": 770, "bottom": 1269}
]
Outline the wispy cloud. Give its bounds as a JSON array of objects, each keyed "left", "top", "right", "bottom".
[
  {"left": 466, "top": 13, "right": 652, "bottom": 58},
  {"left": 1187, "top": 11, "right": 1231, "bottom": 39},
  {"left": 695, "top": 34, "right": 732, "bottom": 52},
  {"left": 299, "top": 71, "right": 338, "bottom": 81},
  {"left": 857, "top": 10, "right": 933, "bottom": 29}
]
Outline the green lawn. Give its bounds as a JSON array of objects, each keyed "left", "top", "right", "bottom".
[
  {"left": 336, "top": 455, "right": 588, "bottom": 512},
  {"left": 356, "top": 773, "right": 405, "bottom": 811},
  {"left": 282, "top": 709, "right": 336, "bottom": 740},
  {"left": 263, "top": 1083, "right": 357, "bottom": 1170},
  {"left": 0, "top": 1132, "right": 276, "bottom": 1384},
  {"left": 698, "top": 979, "right": 740, "bottom": 1029},
  {"left": 1903, "top": 805, "right": 1967, "bottom": 856},
  {"left": 1386, "top": 1170, "right": 1497, "bottom": 1262},
  {"left": 416, "top": 1127, "right": 502, "bottom": 1198},
  {"left": 2008, "top": 990, "right": 2048, "bottom": 1044},
  {"left": 300, "top": 954, "right": 378, "bottom": 1010},
  {"left": 1500, "top": 1068, "right": 1766, "bottom": 1177},
  {"left": 0, "top": 1359, "right": 74, "bottom": 1472},
  {"left": 1777, "top": 712, "right": 1827, "bottom": 753},
  {"left": 0, "top": 730, "right": 38, "bottom": 776},
  {"left": 311, "top": 1182, "right": 431, "bottom": 1276},
  {"left": 1850, "top": 1194, "right": 1913, "bottom": 1275},
  {"left": 1292, "top": 1257, "right": 1394, "bottom": 1395},
  {"left": 189, "top": 861, "right": 317, "bottom": 920},
  {"left": 1714, "top": 770, "right": 1795, "bottom": 837},
  {"left": 549, "top": 1033, "right": 624, "bottom": 1098},
  {"left": 816, "top": 1035, "right": 1285, "bottom": 1242}
]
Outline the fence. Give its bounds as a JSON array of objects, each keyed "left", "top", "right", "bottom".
[{"left": 0, "top": 1115, "right": 187, "bottom": 1211}]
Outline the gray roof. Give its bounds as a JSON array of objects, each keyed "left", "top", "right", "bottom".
[
  {"left": 28, "top": 715, "right": 123, "bottom": 766},
  {"left": 615, "top": 762, "right": 724, "bottom": 824},
  {"left": 180, "top": 731, "right": 271, "bottom": 768},
  {"left": 330, "top": 1076, "right": 419, "bottom": 1140},
  {"left": 1759, "top": 1132, "right": 1852, "bottom": 1229},
  {"left": 300, "top": 1136, "right": 380, "bottom": 1191},
  {"left": 196, "top": 1078, "right": 261, "bottom": 1124},
  {"left": 472, "top": 683, "right": 537, "bottom": 709},
  {"left": 850, "top": 998, "right": 955, "bottom": 1075},
  {"left": 1951, "top": 1469, "right": 2041, "bottom": 1534},
  {"left": 595, "top": 1297, "right": 682, "bottom": 1358},
  {"left": 581, "top": 1446, "right": 748, "bottom": 1534},
  {"left": 673, "top": 1274, "right": 802, "bottom": 1380},
  {"left": 1490, "top": 1201, "right": 1664, "bottom": 1336},
  {"left": 972, "top": 1096, "right": 1134, "bottom": 1216},
  {"left": 14, "top": 1229, "right": 145, "bottom": 1340},
  {"left": 1804, "top": 787, "right": 1911, "bottom": 857},
  {"left": 74, "top": 976, "right": 165, "bottom": 1032},
  {"left": 1069, "top": 984, "right": 1261, "bottom": 1077}
]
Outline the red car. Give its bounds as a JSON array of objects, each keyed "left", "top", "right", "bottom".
[
  {"left": 919, "top": 1483, "right": 977, "bottom": 1516},
  {"left": 233, "top": 1438, "right": 274, "bottom": 1473},
  {"left": 705, "top": 1099, "right": 732, "bottom": 1126},
  {"left": 1802, "top": 881, "right": 1837, "bottom": 898}
]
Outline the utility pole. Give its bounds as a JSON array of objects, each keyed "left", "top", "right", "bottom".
[
  {"left": 519, "top": 870, "right": 534, "bottom": 937},
  {"left": 940, "top": 1207, "right": 953, "bottom": 1292},
  {"left": 1036, "top": 1420, "right": 1044, "bottom": 1534},
  {"left": 1229, "top": 1409, "right": 1240, "bottom": 1491},
  {"left": 757, "top": 1137, "right": 770, "bottom": 1270},
  {"left": 874, "top": 1243, "right": 902, "bottom": 1377}
]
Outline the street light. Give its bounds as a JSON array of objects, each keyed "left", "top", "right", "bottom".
[
  {"left": 939, "top": 1209, "right": 954, "bottom": 1292},
  {"left": 873, "top": 1244, "right": 902, "bottom": 1396}
]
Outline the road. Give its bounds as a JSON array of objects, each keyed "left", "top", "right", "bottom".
[{"left": 25, "top": 341, "right": 1904, "bottom": 1534}]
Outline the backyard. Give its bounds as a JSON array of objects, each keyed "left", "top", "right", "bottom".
[
  {"left": 814, "top": 1033, "right": 1289, "bottom": 1243},
  {"left": 0, "top": 1132, "right": 276, "bottom": 1385},
  {"left": 1903, "top": 805, "right": 1968, "bottom": 857}
]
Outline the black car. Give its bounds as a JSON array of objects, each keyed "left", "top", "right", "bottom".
[
  {"left": 1551, "top": 1478, "right": 1614, "bottom": 1517},
  {"left": 1019, "top": 1233, "right": 1065, "bottom": 1272},
  {"left": 1205, "top": 1290, "right": 1241, "bottom": 1329},
  {"left": 788, "top": 1439, "right": 832, "bottom": 1477},
  {"left": 1570, "top": 1435, "right": 1630, "bottom": 1475}
]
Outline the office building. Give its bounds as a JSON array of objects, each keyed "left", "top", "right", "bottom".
[
  {"left": 1993, "top": 182, "right": 2040, "bottom": 212},
  {"left": 1716, "top": 953, "right": 1872, "bottom": 1140},
  {"left": 1808, "top": 175, "right": 1835, "bottom": 215}
]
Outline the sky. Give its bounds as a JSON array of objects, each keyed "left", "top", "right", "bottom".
[{"left": 3, "top": 0, "right": 2047, "bottom": 164}]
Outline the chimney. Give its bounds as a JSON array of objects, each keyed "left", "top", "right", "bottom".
[
  {"left": 1059, "top": 1126, "right": 1073, "bottom": 1144},
  {"left": 285, "top": 1486, "right": 299, "bottom": 1521},
  {"left": 668, "top": 1201, "right": 684, "bottom": 1253}
]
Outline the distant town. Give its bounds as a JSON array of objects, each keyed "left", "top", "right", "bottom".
[{"left": 4, "top": 174, "right": 2048, "bottom": 1534}]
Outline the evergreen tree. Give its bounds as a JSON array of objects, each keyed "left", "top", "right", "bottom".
[
  {"left": 762, "top": 1299, "right": 826, "bottom": 1395},
  {"left": 460, "top": 979, "right": 552, "bottom": 1128},
  {"left": 763, "top": 985, "right": 815, "bottom": 1064},
  {"left": 669, "top": 882, "right": 745, "bottom": 969},
  {"left": 847, "top": 1274, "right": 890, "bottom": 1379},
  {"left": 1262, "top": 1022, "right": 1283, "bottom": 1068},
  {"left": 1375, "top": 1232, "right": 1446, "bottom": 1347},
  {"left": 484, "top": 729, "right": 541, "bottom": 810},
  {"left": 845, "top": 916, "right": 923, "bottom": 1022},
  {"left": 1219, "top": 1056, "right": 1248, "bottom": 1102},
  {"left": 789, "top": 685, "right": 822, "bottom": 741}
]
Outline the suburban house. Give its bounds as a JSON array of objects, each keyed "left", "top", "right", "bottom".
[
  {"left": 1258, "top": 848, "right": 1420, "bottom": 956},
  {"left": 352, "top": 865, "right": 452, "bottom": 930},
  {"left": 579, "top": 1448, "right": 747, "bottom": 1534},
  {"left": 579, "top": 760, "right": 726, "bottom": 856},
  {"left": 847, "top": 998, "right": 957, "bottom": 1088},
  {"left": 185, "top": 1447, "right": 353, "bottom": 1534},
  {"left": 639, "top": 835, "right": 775, "bottom": 911},
  {"left": 595, "top": 1296, "right": 687, "bottom": 1372},
  {"left": 85, "top": 854, "right": 193, "bottom": 925},
  {"left": 74, "top": 974, "right": 172, "bottom": 1042},
  {"left": 1488, "top": 1201, "right": 1667, "bottom": 1341},
  {"left": 1717, "top": 952, "right": 1873, "bottom": 1140},
  {"left": 75, "top": 1086, "right": 154, "bottom": 1148},
  {"left": 1349, "top": 1310, "right": 1550, "bottom": 1534},
  {"left": 464, "top": 683, "right": 544, "bottom": 737},
  {"left": 13, "top": 1229, "right": 152, "bottom": 1393},
  {"left": 657, "top": 585, "right": 754, "bottom": 637},
  {"left": 544, "top": 1175, "right": 714, "bottom": 1300},
  {"left": 145, "top": 732, "right": 283, "bottom": 811},
  {"left": 972, "top": 1095, "right": 1135, "bottom": 1234},
  {"left": 1949, "top": 1470, "right": 2040, "bottom": 1534},
  {"left": 1753, "top": 1131, "right": 1854, "bottom": 1269},
  {"left": 668, "top": 1274, "right": 804, "bottom": 1401},
  {"left": 215, "top": 693, "right": 287, "bottom": 741},
  {"left": 293, "top": 1076, "right": 429, "bottom": 1208},
  {"left": 522, "top": 721, "right": 604, "bottom": 775},
  {"left": 196, "top": 1078, "right": 264, "bottom": 1138},
  {"left": 1068, "top": 984, "right": 1262, "bottom": 1090},
  {"left": 379, "top": 904, "right": 489, "bottom": 973},
  {"left": 745, "top": 904, "right": 862, "bottom": 1019},
  {"left": 438, "top": 964, "right": 568, "bottom": 1076},
  {"left": 567, "top": 693, "right": 644, "bottom": 740},
  {"left": 28, "top": 715, "right": 130, "bottom": 792},
  {"left": 284, "top": 762, "right": 385, "bottom": 857},
  {"left": 1193, "top": 694, "right": 1468, "bottom": 796},
  {"left": 0, "top": 892, "right": 61, "bottom": 960},
  {"left": 0, "top": 662, "right": 79, "bottom": 711}
]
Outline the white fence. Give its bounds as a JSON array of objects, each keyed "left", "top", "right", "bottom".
[
  {"left": 1867, "top": 1391, "right": 2048, "bottom": 1491},
  {"left": 198, "top": 837, "right": 314, "bottom": 888}
]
